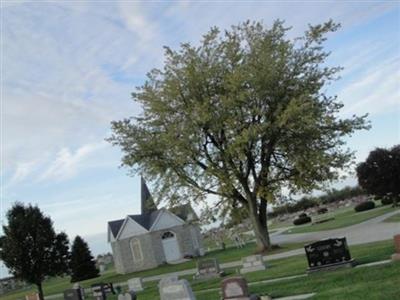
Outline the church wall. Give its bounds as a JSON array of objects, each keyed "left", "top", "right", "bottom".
[{"left": 112, "top": 233, "right": 158, "bottom": 274}]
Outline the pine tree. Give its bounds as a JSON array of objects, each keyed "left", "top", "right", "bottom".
[
  {"left": 70, "top": 236, "right": 99, "bottom": 282},
  {"left": 0, "top": 203, "right": 70, "bottom": 300}
]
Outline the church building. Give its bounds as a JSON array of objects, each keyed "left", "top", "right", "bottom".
[{"left": 107, "top": 178, "right": 204, "bottom": 274}]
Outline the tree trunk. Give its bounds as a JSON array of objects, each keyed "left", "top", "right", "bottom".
[
  {"left": 36, "top": 282, "right": 44, "bottom": 300},
  {"left": 248, "top": 197, "right": 271, "bottom": 252}
]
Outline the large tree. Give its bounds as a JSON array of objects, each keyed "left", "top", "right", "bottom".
[
  {"left": 356, "top": 145, "right": 400, "bottom": 206},
  {"left": 0, "top": 203, "right": 70, "bottom": 300},
  {"left": 69, "top": 236, "right": 99, "bottom": 282},
  {"left": 109, "top": 20, "right": 368, "bottom": 251}
]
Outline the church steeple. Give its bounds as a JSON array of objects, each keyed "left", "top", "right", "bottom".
[{"left": 141, "top": 177, "right": 157, "bottom": 214}]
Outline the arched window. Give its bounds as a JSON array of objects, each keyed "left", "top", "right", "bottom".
[
  {"left": 161, "top": 231, "right": 175, "bottom": 239},
  {"left": 130, "top": 238, "right": 143, "bottom": 262}
]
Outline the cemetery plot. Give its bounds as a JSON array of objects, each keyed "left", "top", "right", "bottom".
[
  {"left": 221, "top": 276, "right": 261, "bottom": 300},
  {"left": 159, "top": 276, "right": 195, "bottom": 300},
  {"left": 391, "top": 234, "right": 400, "bottom": 261},
  {"left": 63, "top": 289, "right": 83, "bottom": 300},
  {"left": 91, "top": 283, "right": 115, "bottom": 300},
  {"left": 117, "top": 291, "right": 137, "bottom": 300},
  {"left": 25, "top": 294, "right": 40, "bottom": 300},
  {"left": 304, "top": 237, "right": 355, "bottom": 272},
  {"left": 194, "top": 258, "right": 223, "bottom": 280},
  {"left": 127, "top": 278, "right": 143, "bottom": 292},
  {"left": 240, "top": 255, "right": 266, "bottom": 274}
]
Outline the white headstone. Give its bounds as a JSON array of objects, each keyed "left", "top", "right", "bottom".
[
  {"left": 240, "top": 254, "right": 266, "bottom": 274},
  {"left": 159, "top": 278, "right": 195, "bottom": 300},
  {"left": 127, "top": 278, "right": 143, "bottom": 292}
]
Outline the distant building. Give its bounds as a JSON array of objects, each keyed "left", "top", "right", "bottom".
[
  {"left": 107, "top": 178, "right": 204, "bottom": 274},
  {"left": 96, "top": 253, "right": 113, "bottom": 265}
]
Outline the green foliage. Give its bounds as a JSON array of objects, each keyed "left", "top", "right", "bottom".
[
  {"left": 108, "top": 20, "right": 368, "bottom": 249},
  {"left": 381, "top": 197, "right": 393, "bottom": 205},
  {"left": 293, "top": 215, "right": 312, "bottom": 225},
  {"left": 357, "top": 145, "right": 400, "bottom": 206},
  {"left": 319, "top": 185, "right": 365, "bottom": 204},
  {"left": 70, "top": 236, "right": 99, "bottom": 282},
  {"left": 269, "top": 185, "right": 365, "bottom": 217},
  {"left": 0, "top": 203, "right": 70, "bottom": 300},
  {"left": 354, "top": 201, "right": 375, "bottom": 212}
]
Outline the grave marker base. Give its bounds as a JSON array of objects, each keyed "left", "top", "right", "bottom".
[
  {"left": 306, "top": 259, "right": 356, "bottom": 273},
  {"left": 240, "top": 265, "right": 266, "bottom": 274},
  {"left": 391, "top": 253, "right": 400, "bottom": 261}
]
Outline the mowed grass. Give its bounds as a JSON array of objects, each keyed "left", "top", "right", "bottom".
[
  {"left": 2, "top": 239, "right": 396, "bottom": 300},
  {"left": 196, "top": 262, "right": 400, "bottom": 300},
  {"left": 284, "top": 205, "right": 398, "bottom": 234},
  {"left": 1, "top": 241, "right": 306, "bottom": 300},
  {"left": 101, "top": 239, "right": 397, "bottom": 300}
]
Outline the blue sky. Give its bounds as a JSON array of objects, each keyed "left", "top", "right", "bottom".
[{"left": 1, "top": 1, "right": 399, "bottom": 276}]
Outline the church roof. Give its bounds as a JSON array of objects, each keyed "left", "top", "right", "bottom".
[
  {"left": 107, "top": 210, "right": 163, "bottom": 239},
  {"left": 108, "top": 219, "right": 124, "bottom": 238},
  {"left": 107, "top": 178, "right": 196, "bottom": 239},
  {"left": 129, "top": 210, "right": 162, "bottom": 230}
]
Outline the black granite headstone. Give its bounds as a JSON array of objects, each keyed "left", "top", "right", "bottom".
[
  {"left": 63, "top": 289, "right": 82, "bottom": 300},
  {"left": 304, "top": 237, "right": 355, "bottom": 272},
  {"left": 91, "top": 284, "right": 106, "bottom": 300}
]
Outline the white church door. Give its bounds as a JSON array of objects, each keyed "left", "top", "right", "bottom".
[{"left": 161, "top": 231, "right": 181, "bottom": 262}]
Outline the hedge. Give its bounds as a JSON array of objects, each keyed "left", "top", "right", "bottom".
[
  {"left": 293, "top": 216, "right": 312, "bottom": 225},
  {"left": 354, "top": 201, "right": 375, "bottom": 212}
]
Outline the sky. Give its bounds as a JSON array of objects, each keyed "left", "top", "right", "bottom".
[{"left": 1, "top": 0, "right": 399, "bottom": 277}]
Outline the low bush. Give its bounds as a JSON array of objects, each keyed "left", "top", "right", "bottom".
[
  {"left": 354, "top": 201, "right": 375, "bottom": 212},
  {"left": 381, "top": 197, "right": 393, "bottom": 205},
  {"left": 293, "top": 216, "right": 312, "bottom": 225},
  {"left": 317, "top": 207, "right": 328, "bottom": 214},
  {"left": 298, "top": 212, "right": 308, "bottom": 218}
]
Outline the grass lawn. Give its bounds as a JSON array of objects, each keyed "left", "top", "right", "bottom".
[
  {"left": 197, "top": 262, "right": 400, "bottom": 300},
  {"left": 0, "top": 241, "right": 307, "bottom": 300},
  {"left": 268, "top": 205, "right": 354, "bottom": 230},
  {"left": 284, "top": 205, "right": 398, "bottom": 234},
  {"left": 2, "top": 239, "right": 396, "bottom": 300},
  {"left": 103, "top": 239, "right": 398, "bottom": 299}
]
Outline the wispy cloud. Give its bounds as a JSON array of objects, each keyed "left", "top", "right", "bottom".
[
  {"left": 339, "top": 56, "right": 400, "bottom": 117},
  {"left": 10, "top": 160, "right": 39, "bottom": 183},
  {"left": 38, "top": 142, "right": 107, "bottom": 182},
  {"left": 2, "top": 1, "right": 399, "bottom": 249}
]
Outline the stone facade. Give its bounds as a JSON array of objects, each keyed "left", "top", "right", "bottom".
[
  {"left": 111, "top": 224, "right": 204, "bottom": 274},
  {"left": 108, "top": 179, "right": 204, "bottom": 274}
]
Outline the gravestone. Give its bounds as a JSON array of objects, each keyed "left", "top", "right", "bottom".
[
  {"left": 240, "top": 255, "right": 266, "bottom": 274},
  {"left": 91, "top": 284, "right": 106, "bottom": 300},
  {"left": 99, "top": 264, "right": 106, "bottom": 273},
  {"left": 118, "top": 292, "right": 137, "bottom": 300},
  {"left": 64, "top": 289, "right": 83, "bottom": 300},
  {"left": 195, "top": 258, "right": 223, "bottom": 279},
  {"left": 391, "top": 234, "right": 400, "bottom": 261},
  {"left": 304, "top": 237, "right": 355, "bottom": 272},
  {"left": 72, "top": 283, "right": 85, "bottom": 300},
  {"left": 127, "top": 277, "right": 143, "bottom": 292},
  {"left": 159, "top": 278, "right": 195, "bottom": 300},
  {"left": 221, "top": 277, "right": 260, "bottom": 300},
  {"left": 102, "top": 283, "right": 115, "bottom": 294},
  {"left": 25, "top": 294, "right": 40, "bottom": 300}
]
